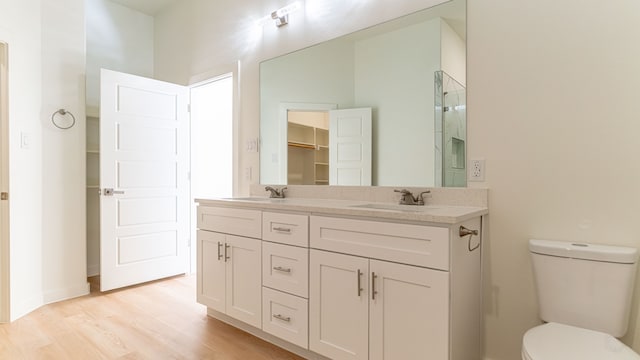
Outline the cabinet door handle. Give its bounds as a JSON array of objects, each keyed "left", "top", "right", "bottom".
[
  {"left": 224, "top": 243, "right": 230, "bottom": 262},
  {"left": 273, "top": 266, "right": 292, "bottom": 273},
  {"left": 217, "top": 242, "right": 223, "bottom": 261},
  {"left": 273, "top": 227, "right": 291, "bottom": 233},
  {"left": 371, "top": 272, "right": 378, "bottom": 300},
  {"left": 272, "top": 314, "right": 291, "bottom": 322},
  {"left": 357, "top": 269, "right": 363, "bottom": 297}
]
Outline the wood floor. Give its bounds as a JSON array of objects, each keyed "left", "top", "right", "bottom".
[{"left": 0, "top": 275, "right": 303, "bottom": 359}]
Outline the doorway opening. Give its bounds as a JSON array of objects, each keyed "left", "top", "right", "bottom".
[
  {"left": 189, "top": 73, "right": 235, "bottom": 273},
  {"left": 287, "top": 110, "right": 330, "bottom": 185}
]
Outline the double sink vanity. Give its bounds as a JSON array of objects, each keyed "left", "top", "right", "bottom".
[{"left": 195, "top": 186, "right": 488, "bottom": 360}]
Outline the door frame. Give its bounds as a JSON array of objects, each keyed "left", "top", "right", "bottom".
[
  {"left": 188, "top": 62, "right": 240, "bottom": 274},
  {"left": 0, "top": 41, "right": 10, "bottom": 322}
]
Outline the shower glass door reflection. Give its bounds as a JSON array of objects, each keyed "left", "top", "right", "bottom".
[{"left": 435, "top": 71, "right": 466, "bottom": 187}]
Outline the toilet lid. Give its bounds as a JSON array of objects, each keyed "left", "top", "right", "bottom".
[{"left": 523, "top": 323, "right": 640, "bottom": 360}]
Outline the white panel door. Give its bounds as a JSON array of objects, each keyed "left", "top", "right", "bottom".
[
  {"left": 329, "top": 108, "right": 372, "bottom": 185},
  {"left": 310, "top": 249, "right": 369, "bottom": 360},
  {"left": 369, "top": 260, "right": 450, "bottom": 360},
  {"left": 100, "top": 69, "right": 189, "bottom": 291}
]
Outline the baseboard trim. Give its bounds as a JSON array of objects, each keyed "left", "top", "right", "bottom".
[
  {"left": 87, "top": 264, "right": 99, "bottom": 277},
  {"left": 42, "top": 282, "right": 90, "bottom": 304}
]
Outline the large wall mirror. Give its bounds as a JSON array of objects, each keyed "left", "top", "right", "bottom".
[{"left": 260, "top": 0, "right": 466, "bottom": 187}]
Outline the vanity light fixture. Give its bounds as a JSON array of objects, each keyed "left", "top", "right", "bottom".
[{"left": 257, "top": 1, "right": 302, "bottom": 28}]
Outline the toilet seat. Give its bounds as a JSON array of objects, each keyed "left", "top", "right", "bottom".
[{"left": 522, "top": 322, "right": 640, "bottom": 360}]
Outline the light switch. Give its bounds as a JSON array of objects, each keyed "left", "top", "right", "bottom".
[{"left": 21, "top": 132, "right": 31, "bottom": 149}]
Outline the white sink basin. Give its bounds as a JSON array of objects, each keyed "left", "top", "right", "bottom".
[{"left": 350, "top": 203, "right": 440, "bottom": 212}]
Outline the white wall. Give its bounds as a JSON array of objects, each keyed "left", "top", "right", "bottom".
[
  {"left": 0, "top": 0, "right": 44, "bottom": 321},
  {"left": 40, "top": 0, "right": 89, "bottom": 305},
  {"left": 86, "top": 0, "right": 154, "bottom": 111},
  {"left": 468, "top": 0, "right": 640, "bottom": 359},
  {"left": 0, "top": 0, "right": 88, "bottom": 320}
]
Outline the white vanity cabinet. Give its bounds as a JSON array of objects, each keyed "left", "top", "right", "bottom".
[
  {"left": 309, "top": 215, "right": 481, "bottom": 360},
  {"left": 195, "top": 197, "right": 485, "bottom": 360},
  {"left": 197, "top": 206, "right": 262, "bottom": 328}
]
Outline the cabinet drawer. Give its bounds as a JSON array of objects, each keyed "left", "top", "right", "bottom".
[
  {"left": 310, "top": 216, "right": 450, "bottom": 270},
  {"left": 262, "top": 287, "right": 309, "bottom": 349},
  {"left": 197, "top": 206, "right": 261, "bottom": 239},
  {"left": 262, "top": 241, "right": 309, "bottom": 298},
  {"left": 262, "top": 212, "right": 309, "bottom": 247}
]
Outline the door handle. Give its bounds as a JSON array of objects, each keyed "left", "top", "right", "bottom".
[
  {"left": 357, "top": 269, "right": 363, "bottom": 297},
  {"left": 217, "top": 242, "right": 223, "bottom": 261},
  {"left": 371, "top": 272, "right": 378, "bottom": 300},
  {"left": 224, "top": 243, "right": 230, "bottom": 262},
  {"left": 103, "top": 188, "right": 125, "bottom": 196}
]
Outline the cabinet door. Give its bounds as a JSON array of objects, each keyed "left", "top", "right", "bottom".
[
  {"left": 369, "top": 260, "right": 450, "bottom": 360},
  {"left": 225, "top": 235, "right": 262, "bottom": 328},
  {"left": 309, "top": 250, "right": 369, "bottom": 360},
  {"left": 197, "top": 230, "right": 226, "bottom": 313}
]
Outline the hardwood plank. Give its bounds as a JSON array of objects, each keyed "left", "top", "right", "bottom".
[{"left": 0, "top": 275, "right": 304, "bottom": 360}]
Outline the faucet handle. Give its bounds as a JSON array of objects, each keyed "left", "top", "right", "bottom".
[
  {"left": 265, "top": 185, "right": 286, "bottom": 198},
  {"left": 417, "top": 190, "right": 431, "bottom": 205},
  {"left": 394, "top": 189, "right": 411, "bottom": 195}
]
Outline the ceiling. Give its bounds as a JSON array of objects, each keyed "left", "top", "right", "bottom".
[{"left": 108, "top": 0, "right": 181, "bottom": 15}]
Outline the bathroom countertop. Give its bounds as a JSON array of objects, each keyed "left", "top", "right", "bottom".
[{"left": 195, "top": 197, "right": 488, "bottom": 225}]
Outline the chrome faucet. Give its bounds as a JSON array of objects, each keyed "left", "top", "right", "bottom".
[
  {"left": 265, "top": 186, "right": 287, "bottom": 198},
  {"left": 394, "top": 189, "right": 430, "bottom": 205}
]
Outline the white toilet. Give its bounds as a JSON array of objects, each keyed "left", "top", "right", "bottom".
[{"left": 523, "top": 239, "right": 640, "bottom": 360}]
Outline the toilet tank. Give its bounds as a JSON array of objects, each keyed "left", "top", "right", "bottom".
[{"left": 529, "top": 239, "right": 638, "bottom": 337}]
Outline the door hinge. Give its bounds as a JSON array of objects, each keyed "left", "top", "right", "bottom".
[
  {"left": 187, "top": 104, "right": 191, "bottom": 113},
  {"left": 187, "top": 238, "right": 191, "bottom": 247},
  {"left": 0, "top": 192, "right": 7, "bottom": 200}
]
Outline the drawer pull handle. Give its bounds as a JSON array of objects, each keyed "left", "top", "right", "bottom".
[
  {"left": 273, "top": 227, "right": 291, "bottom": 233},
  {"left": 273, "top": 314, "right": 291, "bottom": 322},
  {"left": 224, "top": 243, "right": 230, "bottom": 262},
  {"left": 371, "top": 272, "right": 378, "bottom": 300},
  {"left": 357, "top": 269, "right": 363, "bottom": 297},
  {"left": 273, "top": 266, "right": 292, "bottom": 273},
  {"left": 217, "top": 242, "right": 223, "bottom": 261}
]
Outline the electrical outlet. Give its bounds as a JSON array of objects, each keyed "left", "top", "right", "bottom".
[
  {"left": 469, "top": 159, "right": 485, "bottom": 181},
  {"left": 244, "top": 167, "right": 252, "bottom": 181},
  {"left": 246, "top": 138, "right": 260, "bottom": 153}
]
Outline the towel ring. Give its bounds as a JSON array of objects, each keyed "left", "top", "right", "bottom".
[{"left": 51, "top": 109, "right": 76, "bottom": 130}]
